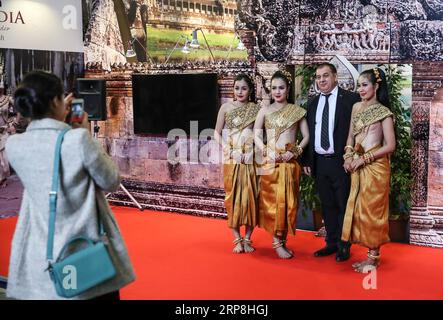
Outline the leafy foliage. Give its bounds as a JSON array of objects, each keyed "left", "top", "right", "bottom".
[
  {"left": 384, "top": 65, "right": 411, "bottom": 219},
  {"left": 295, "top": 65, "right": 321, "bottom": 214}
]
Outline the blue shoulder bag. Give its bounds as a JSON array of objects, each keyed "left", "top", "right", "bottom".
[{"left": 46, "top": 128, "right": 116, "bottom": 298}]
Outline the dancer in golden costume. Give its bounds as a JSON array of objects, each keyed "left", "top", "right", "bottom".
[
  {"left": 215, "top": 74, "right": 261, "bottom": 253},
  {"left": 341, "top": 67, "right": 396, "bottom": 272},
  {"left": 254, "top": 70, "right": 309, "bottom": 259}
]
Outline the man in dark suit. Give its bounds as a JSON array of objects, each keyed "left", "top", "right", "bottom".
[{"left": 302, "top": 63, "right": 360, "bottom": 262}]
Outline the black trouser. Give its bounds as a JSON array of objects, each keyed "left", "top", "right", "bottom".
[{"left": 315, "top": 154, "right": 351, "bottom": 249}]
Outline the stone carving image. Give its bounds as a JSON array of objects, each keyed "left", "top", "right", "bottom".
[
  {"left": 307, "top": 21, "right": 389, "bottom": 56},
  {"left": 400, "top": 20, "right": 443, "bottom": 60},
  {"left": 300, "top": 0, "right": 385, "bottom": 23},
  {"left": 238, "top": 0, "right": 298, "bottom": 62}
]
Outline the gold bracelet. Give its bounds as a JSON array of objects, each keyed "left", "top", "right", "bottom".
[
  {"left": 295, "top": 145, "right": 303, "bottom": 158},
  {"left": 288, "top": 144, "right": 303, "bottom": 158},
  {"left": 344, "top": 145, "right": 354, "bottom": 152},
  {"left": 360, "top": 155, "right": 367, "bottom": 166},
  {"left": 363, "top": 152, "right": 373, "bottom": 165},
  {"left": 369, "top": 151, "right": 375, "bottom": 163},
  {"left": 363, "top": 151, "right": 375, "bottom": 164},
  {"left": 343, "top": 152, "right": 354, "bottom": 160}
]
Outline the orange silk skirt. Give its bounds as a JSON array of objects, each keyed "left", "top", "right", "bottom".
[
  {"left": 342, "top": 146, "right": 390, "bottom": 249},
  {"left": 258, "top": 160, "right": 301, "bottom": 237},
  {"left": 223, "top": 163, "right": 259, "bottom": 228}
]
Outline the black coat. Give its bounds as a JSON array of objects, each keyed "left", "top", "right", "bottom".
[{"left": 301, "top": 87, "right": 360, "bottom": 177}]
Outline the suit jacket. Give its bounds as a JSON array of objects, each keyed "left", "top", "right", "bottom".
[
  {"left": 301, "top": 87, "right": 360, "bottom": 177},
  {"left": 5, "top": 118, "right": 136, "bottom": 300}
]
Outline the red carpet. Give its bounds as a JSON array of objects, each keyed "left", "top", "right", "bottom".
[{"left": 1, "top": 206, "right": 443, "bottom": 299}]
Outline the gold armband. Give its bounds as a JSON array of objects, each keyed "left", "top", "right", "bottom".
[
  {"left": 296, "top": 145, "right": 303, "bottom": 158},
  {"left": 286, "top": 143, "right": 303, "bottom": 158},
  {"left": 343, "top": 152, "right": 354, "bottom": 161}
]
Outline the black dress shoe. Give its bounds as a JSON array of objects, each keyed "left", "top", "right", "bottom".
[
  {"left": 335, "top": 247, "right": 350, "bottom": 262},
  {"left": 314, "top": 246, "right": 338, "bottom": 257}
]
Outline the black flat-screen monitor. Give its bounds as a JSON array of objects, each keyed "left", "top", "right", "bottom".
[{"left": 132, "top": 73, "right": 219, "bottom": 135}]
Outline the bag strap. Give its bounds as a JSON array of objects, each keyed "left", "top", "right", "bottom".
[
  {"left": 47, "top": 128, "right": 70, "bottom": 261},
  {"left": 46, "top": 129, "right": 106, "bottom": 263}
]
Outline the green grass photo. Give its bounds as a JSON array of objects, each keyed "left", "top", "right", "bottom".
[{"left": 146, "top": 26, "right": 248, "bottom": 62}]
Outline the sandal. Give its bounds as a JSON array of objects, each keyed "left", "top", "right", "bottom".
[
  {"left": 272, "top": 239, "right": 284, "bottom": 249},
  {"left": 242, "top": 238, "right": 255, "bottom": 253},
  {"left": 281, "top": 239, "right": 293, "bottom": 255},
  {"left": 367, "top": 250, "right": 381, "bottom": 267},
  {"left": 354, "top": 250, "right": 380, "bottom": 273},
  {"left": 272, "top": 239, "right": 293, "bottom": 259},
  {"left": 232, "top": 237, "right": 244, "bottom": 253}
]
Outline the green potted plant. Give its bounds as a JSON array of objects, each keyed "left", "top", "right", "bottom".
[
  {"left": 295, "top": 65, "right": 323, "bottom": 231},
  {"left": 384, "top": 64, "right": 411, "bottom": 243}
]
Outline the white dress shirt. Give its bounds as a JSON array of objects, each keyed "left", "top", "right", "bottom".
[{"left": 315, "top": 85, "right": 338, "bottom": 154}]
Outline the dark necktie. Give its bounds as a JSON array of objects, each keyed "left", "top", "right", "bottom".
[{"left": 321, "top": 93, "right": 332, "bottom": 151}]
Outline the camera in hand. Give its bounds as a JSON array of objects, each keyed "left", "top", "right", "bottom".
[{"left": 69, "top": 98, "right": 85, "bottom": 124}]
